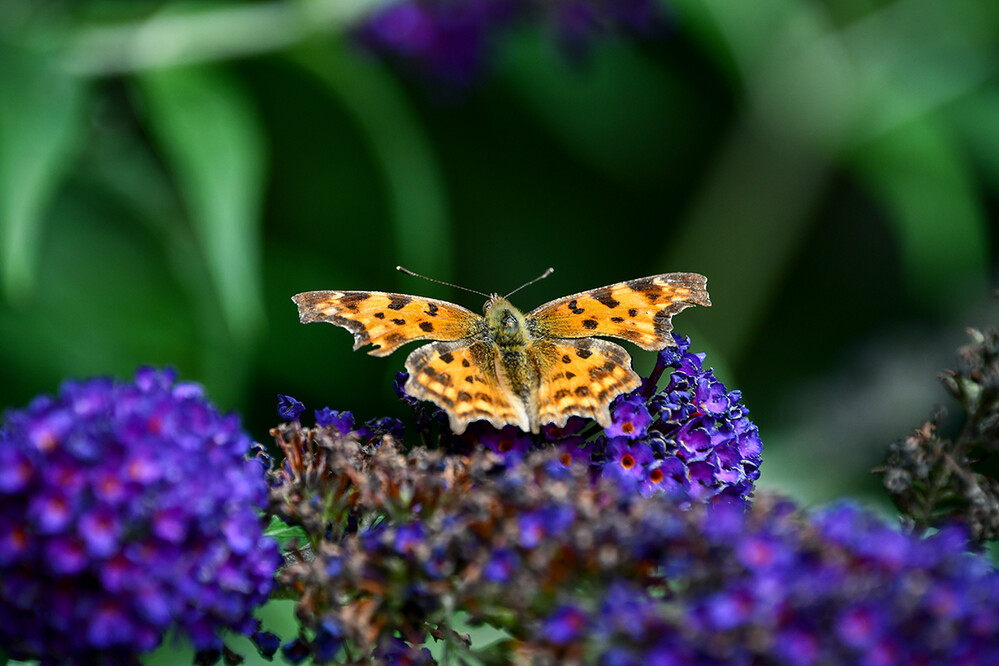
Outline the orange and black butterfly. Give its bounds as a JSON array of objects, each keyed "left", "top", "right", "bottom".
[{"left": 293, "top": 272, "right": 710, "bottom": 434}]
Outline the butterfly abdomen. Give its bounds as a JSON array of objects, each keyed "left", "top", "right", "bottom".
[{"left": 495, "top": 348, "right": 540, "bottom": 432}]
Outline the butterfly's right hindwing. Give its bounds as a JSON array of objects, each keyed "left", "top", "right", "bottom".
[{"left": 532, "top": 337, "right": 641, "bottom": 429}]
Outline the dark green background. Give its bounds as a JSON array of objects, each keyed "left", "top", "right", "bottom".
[{"left": 1, "top": 0, "right": 997, "bottom": 515}]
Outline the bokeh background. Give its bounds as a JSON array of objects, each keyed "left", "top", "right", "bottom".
[{"left": 1, "top": 0, "right": 997, "bottom": 518}]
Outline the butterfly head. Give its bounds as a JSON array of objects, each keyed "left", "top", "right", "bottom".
[{"left": 484, "top": 295, "right": 528, "bottom": 347}]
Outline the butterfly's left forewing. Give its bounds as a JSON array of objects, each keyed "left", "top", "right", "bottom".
[
  {"left": 293, "top": 290, "right": 485, "bottom": 357},
  {"left": 526, "top": 273, "right": 710, "bottom": 351}
]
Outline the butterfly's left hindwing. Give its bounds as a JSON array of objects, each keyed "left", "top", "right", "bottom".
[
  {"left": 293, "top": 290, "right": 485, "bottom": 357},
  {"left": 526, "top": 273, "right": 710, "bottom": 351}
]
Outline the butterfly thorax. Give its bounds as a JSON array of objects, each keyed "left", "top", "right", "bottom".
[{"left": 484, "top": 296, "right": 529, "bottom": 349}]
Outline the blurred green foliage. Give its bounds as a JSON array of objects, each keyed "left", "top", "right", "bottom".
[{"left": 1, "top": 0, "right": 997, "bottom": 518}]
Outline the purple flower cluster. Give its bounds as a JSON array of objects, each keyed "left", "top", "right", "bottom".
[
  {"left": 641, "top": 333, "right": 762, "bottom": 502},
  {"left": 528, "top": 498, "right": 999, "bottom": 664},
  {"left": 354, "top": 0, "right": 672, "bottom": 89},
  {"left": 355, "top": 0, "right": 516, "bottom": 88},
  {"left": 267, "top": 417, "right": 999, "bottom": 664},
  {"left": 0, "top": 368, "right": 280, "bottom": 665}
]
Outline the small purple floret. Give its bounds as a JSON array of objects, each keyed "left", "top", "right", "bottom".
[{"left": 277, "top": 394, "right": 306, "bottom": 421}]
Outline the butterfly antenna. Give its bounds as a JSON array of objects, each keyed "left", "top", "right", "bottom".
[
  {"left": 396, "top": 266, "right": 490, "bottom": 298},
  {"left": 504, "top": 267, "right": 554, "bottom": 299}
]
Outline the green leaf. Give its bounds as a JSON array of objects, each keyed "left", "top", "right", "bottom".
[
  {"left": 0, "top": 42, "right": 86, "bottom": 304},
  {"left": 264, "top": 514, "right": 310, "bottom": 551},
  {"left": 137, "top": 66, "right": 267, "bottom": 344}
]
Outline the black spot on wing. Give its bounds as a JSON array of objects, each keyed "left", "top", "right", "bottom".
[
  {"left": 592, "top": 289, "right": 620, "bottom": 309},
  {"left": 561, "top": 355, "right": 571, "bottom": 364},
  {"left": 627, "top": 278, "right": 654, "bottom": 292},
  {"left": 582, "top": 319, "right": 598, "bottom": 330},
  {"left": 576, "top": 349, "right": 593, "bottom": 359},
  {"left": 374, "top": 312, "right": 385, "bottom": 319},
  {"left": 338, "top": 292, "right": 370, "bottom": 312},
  {"left": 439, "top": 351, "right": 454, "bottom": 363},
  {"left": 568, "top": 299, "right": 585, "bottom": 315},
  {"left": 392, "top": 318, "right": 406, "bottom": 326},
  {"left": 625, "top": 278, "right": 665, "bottom": 304},
  {"left": 425, "top": 303, "right": 439, "bottom": 317},
  {"left": 419, "top": 321, "right": 434, "bottom": 332},
  {"left": 462, "top": 359, "right": 471, "bottom": 367},
  {"left": 628, "top": 308, "right": 638, "bottom": 317},
  {"left": 388, "top": 295, "right": 411, "bottom": 310}
]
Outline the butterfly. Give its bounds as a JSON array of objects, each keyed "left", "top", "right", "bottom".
[{"left": 292, "top": 272, "right": 710, "bottom": 435}]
